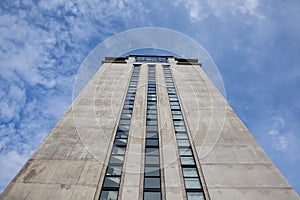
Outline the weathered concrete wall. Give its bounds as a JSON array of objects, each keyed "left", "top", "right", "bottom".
[
  {"left": 172, "top": 64, "right": 299, "bottom": 200},
  {"left": 0, "top": 63, "right": 132, "bottom": 200},
  {"left": 1, "top": 58, "right": 298, "bottom": 200}
]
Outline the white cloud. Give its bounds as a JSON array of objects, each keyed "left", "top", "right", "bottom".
[
  {"left": 0, "top": 151, "right": 29, "bottom": 193},
  {"left": 207, "top": 0, "right": 265, "bottom": 19},
  {"left": 174, "top": 0, "right": 207, "bottom": 22},
  {"left": 174, "top": 0, "right": 265, "bottom": 23},
  {"left": 267, "top": 116, "right": 291, "bottom": 152},
  {"left": 0, "top": 0, "right": 150, "bottom": 192}
]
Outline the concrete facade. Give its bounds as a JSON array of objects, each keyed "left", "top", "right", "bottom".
[{"left": 1, "top": 55, "right": 299, "bottom": 200}]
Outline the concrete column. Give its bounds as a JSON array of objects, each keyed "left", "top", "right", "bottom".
[
  {"left": 120, "top": 64, "right": 147, "bottom": 200},
  {"left": 157, "top": 64, "right": 185, "bottom": 200}
]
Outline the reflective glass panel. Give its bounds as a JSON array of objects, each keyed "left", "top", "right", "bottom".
[
  {"left": 182, "top": 168, "right": 198, "bottom": 177},
  {"left": 179, "top": 148, "right": 193, "bottom": 156},
  {"left": 184, "top": 178, "right": 202, "bottom": 189},
  {"left": 186, "top": 192, "right": 205, "bottom": 200},
  {"left": 144, "top": 192, "right": 161, "bottom": 200},
  {"left": 109, "top": 155, "right": 124, "bottom": 164},
  {"left": 145, "top": 166, "right": 160, "bottom": 176},
  {"left": 103, "top": 177, "right": 120, "bottom": 188},
  {"left": 180, "top": 157, "right": 195, "bottom": 165},
  {"left": 106, "top": 166, "right": 122, "bottom": 176},
  {"left": 145, "top": 155, "right": 160, "bottom": 165},
  {"left": 99, "top": 191, "right": 118, "bottom": 200},
  {"left": 144, "top": 177, "right": 161, "bottom": 189}
]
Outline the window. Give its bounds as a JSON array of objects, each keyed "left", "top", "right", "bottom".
[
  {"left": 106, "top": 166, "right": 123, "bottom": 176},
  {"left": 163, "top": 66, "right": 206, "bottom": 199},
  {"left": 146, "top": 133, "right": 158, "bottom": 139},
  {"left": 146, "top": 139, "right": 158, "bottom": 147},
  {"left": 180, "top": 156, "right": 195, "bottom": 165},
  {"left": 145, "top": 155, "right": 160, "bottom": 165},
  {"left": 177, "top": 139, "right": 190, "bottom": 147},
  {"left": 143, "top": 66, "right": 162, "bottom": 199},
  {"left": 144, "top": 177, "right": 161, "bottom": 189},
  {"left": 146, "top": 148, "right": 159, "bottom": 156},
  {"left": 109, "top": 155, "right": 124, "bottom": 164},
  {"left": 144, "top": 192, "right": 161, "bottom": 200},
  {"left": 99, "top": 66, "right": 140, "bottom": 200},
  {"left": 99, "top": 191, "right": 118, "bottom": 200},
  {"left": 186, "top": 192, "right": 205, "bottom": 200},
  {"left": 103, "top": 177, "right": 120, "bottom": 188},
  {"left": 184, "top": 178, "right": 202, "bottom": 189},
  {"left": 179, "top": 148, "right": 193, "bottom": 156},
  {"left": 136, "top": 56, "right": 167, "bottom": 63},
  {"left": 182, "top": 168, "right": 198, "bottom": 177}
]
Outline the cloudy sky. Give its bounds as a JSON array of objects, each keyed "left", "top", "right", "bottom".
[{"left": 0, "top": 0, "right": 300, "bottom": 194}]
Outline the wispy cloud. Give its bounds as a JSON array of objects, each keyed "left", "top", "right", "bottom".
[
  {"left": 268, "top": 116, "right": 289, "bottom": 151},
  {"left": 174, "top": 0, "right": 265, "bottom": 23},
  {"left": 0, "top": 0, "right": 299, "bottom": 195}
]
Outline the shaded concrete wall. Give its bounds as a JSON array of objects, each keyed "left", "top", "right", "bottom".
[
  {"left": 1, "top": 59, "right": 299, "bottom": 200},
  {"left": 172, "top": 64, "right": 299, "bottom": 200}
]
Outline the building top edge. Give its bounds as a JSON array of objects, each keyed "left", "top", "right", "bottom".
[{"left": 103, "top": 55, "right": 202, "bottom": 66}]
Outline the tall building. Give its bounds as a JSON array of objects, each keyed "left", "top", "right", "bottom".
[{"left": 1, "top": 55, "right": 298, "bottom": 200}]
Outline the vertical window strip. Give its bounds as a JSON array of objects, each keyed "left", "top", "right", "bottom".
[
  {"left": 143, "top": 65, "right": 162, "bottom": 200},
  {"left": 99, "top": 65, "right": 141, "bottom": 200},
  {"left": 163, "top": 66, "right": 206, "bottom": 200}
]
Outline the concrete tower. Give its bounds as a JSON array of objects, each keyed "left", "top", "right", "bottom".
[{"left": 1, "top": 55, "right": 298, "bottom": 200}]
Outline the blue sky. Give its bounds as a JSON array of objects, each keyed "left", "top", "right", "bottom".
[{"left": 0, "top": 0, "right": 300, "bottom": 195}]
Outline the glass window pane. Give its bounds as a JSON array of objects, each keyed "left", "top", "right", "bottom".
[
  {"left": 186, "top": 192, "right": 205, "bottom": 200},
  {"left": 171, "top": 105, "right": 180, "bottom": 110},
  {"left": 180, "top": 157, "right": 195, "bottom": 165},
  {"left": 121, "top": 113, "right": 131, "bottom": 119},
  {"left": 179, "top": 148, "right": 193, "bottom": 156},
  {"left": 182, "top": 168, "right": 198, "bottom": 177},
  {"left": 147, "top": 116, "right": 157, "bottom": 122},
  {"left": 106, "top": 166, "right": 122, "bottom": 176},
  {"left": 144, "top": 177, "right": 161, "bottom": 189},
  {"left": 100, "top": 190, "right": 118, "bottom": 200},
  {"left": 147, "top": 101, "right": 156, "bottom": 106},
  {"left": 119, "top": 119, "right": 130, "bottom": 125},
  {"left": 118, "top": 125, "right": 129, "bottom": 131},
  {"left": 146, "top": 139, "right": 159, "bottom": 147},
  {"left": 146, "top": 125, "right": 158, "bottom": 132},
  {"left": 123, "top": 104, "right": 133, "bottom": 109},
  {"left": 146, "top": 133, "right": 158, "bottom": 139},
  {"left": 176, "top": 133, "right": 188, "bottom": 139},
  {"left": 114, "top": 139, "right": 127, "bottom": 146},
  {"left": 173, "top": 115, "right": 183, "bottom": 120},
  {"left": 184, "top": 178, "right": 201, "bottom": 189},
  {"left": 109, "top": 155, "right": 124, "bottom": 164},
  {"left": 172, "top": 110, "right": 181, "bottom": 115},
  {"left": 146, "top": 148, "right": 159, "bottom": 156},
  {"left": 148, "top": 94, "right": 156, "bottom": 98},
  {"left": 116, "top": 131, "right": 128, "bottom": 139},
  {"left": 145, "top": 167, "right": 160, "bottom": 177},
  {"left": 124, "top": 100, "right": 134, "bottom": 105},
  {"left": 174, "top": 120, "right": 185, "bottom": 126},
  {"left": 177, "top": 139, "right": 190, "bottom": 147},
  {"left": 148, "top": 90, "right": 156, "bottom": 94},
  {"left": 147, "top": 109, "right": 157, "bottom": 114},
  {"left": 112, "top": 146, "right": 126, "bottom": 155},
  {"left": 145, "top": 155, "right": 160, "bottom": 165},
  {"left": 122, "top": 109, "right": 132, "bottom": 114},
  {"left": 144, "top": 192, "right": 161, "bottom": 200},
  {"left": 103, "top": 177, "right": 120, "bottom": 188},
  {"left": 147, "top": 120, "right": 158, "bottom": 126},
  {"left": 175, "top": 125, "right": 186, "bottom": 132}
]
